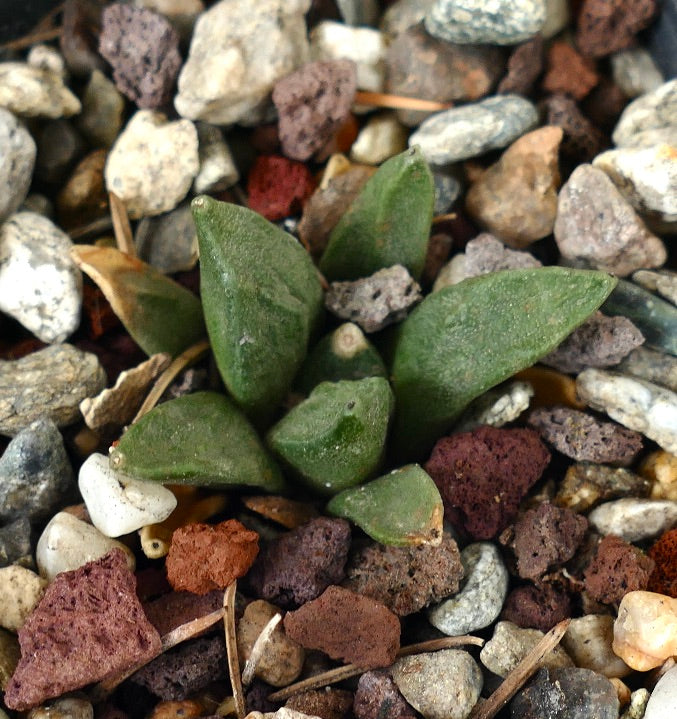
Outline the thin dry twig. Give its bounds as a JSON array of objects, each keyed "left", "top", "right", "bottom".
[
  {"left": 0, "top": 26, "right": 63, "bottom": 51},
  {"left": 468, "top": 618, "right": 571, "bottom": 719},
  {"left": 241, "top": 612, "right": 282, "bottom": 686},
  {"left": 109, "top": 191, "right": 136, "bottom": 257},
  {"left": 354, "top": 90, "right": 453, "bottom": 112},
  {"left": 268, "top": 634, "right": 484, "bottom": 702},
  {"left": 432, "top": 213, "right": 458, "bottom": 224},
  {"left": 224, "top": 582, "right": 246, "bottom": 719},
  {"left": 68, "top": 216, "right": 114, "bottom": 241},
  {"left": 132, "top": 339, "right": 211, "bottom": 423}
]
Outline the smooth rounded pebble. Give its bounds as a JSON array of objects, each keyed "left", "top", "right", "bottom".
[
  {"left": 391, "top": 649, "right": 482, "bottom": 719},
  {"left": 453, "top": 381, "right": 533, "bottom": 433},
  {"left": 425, "top": 0, "right": 546, "bottom": 45},
  {"left": 644, "top": 664, "right": 677, "bottom": 719},
  {"left": 78, "top": 453, "right": 177, "bottom": 538},
  {"left": 577, "top": 369, "right": 677, "bottom": 455},
  {"left": 350, "top": 112, "right": 408, "bottom": 165},
  {"left": 409, "top": 95, "right": 538, "bottom": 165},
  {"left": 0, "top": 109, "right": 35, "bottom": 224},
  {"left": 0, "top": 212, "right": 82, "bottom": 343},
  {"left": 562, "top": 615, "right": 631, "bottom": 678},
  {"left": 611, "top": 48, "right": 664, "bottom": 99},
  {"left": 612, "top": 79, "right": 677, "bottom": 148},
  {"left": 427, "top": 542, "right": 508, "bottom": 635},
  {"left": 0, "top": 566, "right": 47, "bottom": 632},
  {"left": 36, "top": 512, "right": 135, "bottom": 582},
  {"left": 588, "top": 498, "right": 677, "bottom": 543},
  {"left": 105, "top": 110, "right": 199, "bottom": 219},
  {"left": 0, "top": 62, "right": 80, "bottom": 118},
  {"left": 193, "top": 122, "right": 239, "bottom": 194}
]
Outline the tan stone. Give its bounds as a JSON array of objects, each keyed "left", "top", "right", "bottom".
[
  {"left": 641, "top": 451, "right": 677, "bottom": 501},
  {"left": 0, "top": 566, "right": 47, "bottom": 632},
  {"left": 563, "top": 615, "right": 632, "bottom": 678}
]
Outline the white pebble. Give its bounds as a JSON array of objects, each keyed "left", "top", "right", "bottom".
[
  {"left": 193, "top": 122, "right": 239, "bottom": 194},
  {"left": 644, "top": 665, "right": 677, "bottom": 719},
  {"left": 350, "top": 112, "right": 408, "bottom": 165},
  {"left": 562, "top": 615, "right": 631, "bottom": 678},
  {"left": 0, "top": 109, "right": 36, "bottom": 224},
  {"left": 588, "top": 498, "right": 677, "bottom": 542},
  {"left": 0, "top": 62, "right": 80, "bottom": 118}
]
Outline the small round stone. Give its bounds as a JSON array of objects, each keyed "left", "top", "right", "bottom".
[
  {"left": 0, "top": 108, "right": 36, "bottom": 224},
  {"left": 0, "top": 566, "right": 47, "bottom": 632},
  {"left": 135, "top": 202, "right": 199, "bottom": 274},
  {"left": 350, "top": 112, "right": 408, "bottom": 165},
  {"left": 612, "top": 79, "right": 677, "bottom": 148},
  {"left": 611, "top": 48, "right": 664, "bottom": 99},
  {"left": 644, "top": 664, "right": 677, "bottom": 719},
  {"left": 588, "top": 498, "right": 677, "bottom": 542},
  {"left": 27, "top": 696, "right": 94, "bottom": 719},
  {"left": 562, "top": 615, "right": 631, "bottom": 678}
]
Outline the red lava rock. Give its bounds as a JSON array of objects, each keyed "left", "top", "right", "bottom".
[
  {"left": 285, "top": 688, "right": 354, "bottom": 719},
  {"left": 511, "top": 503, "right": 588, "bottom": 580},
  {"left": 283, "top": 585, "right": 400, "bottom": 669},
  {"left": 527, "top": 407, "right": 643, "bottom": 467},
  {"left": 354, "top": 670, "right": 417, "bottom": 719},
  {"left": 584, "top": 534, "right": 655, "bottom": 604},
  {"left": 501, "top": 582, "right": 572, "bottom": 632},
  {"left": 424, "top": 426, "right": 550, "bottom": 540},
  {"left": 247, "top": 155, "right": 316, "bottom": 221},
  {"left": 273, "top": 59, "right": 357, "bottom": 161},
  {"left": 576, "top": 0, "right": 658, "bottom": 58},
  {"left": 246, "top": 517, "right": 351, "bottom": 609},
  {"left": 497, "top": 35, "right": 544, "bottom": 96},
  {"left": 129, "top": 636, "right": 226, "bottom": 701},
  {"left": 647, "top": 528, "right": 677, "bottom": 597},
  {"left": 142, "top": 590, "right": 224, "bottom": 637},
  {"left": 4, "top": 549, "right": 161, "bottom": 711},
  {"left": 342, "top": 534, "right": 464, "bottom": 616},
  {"left": 60, "top": 0, "right": 107, "bottom": 78},
  {"left": 543, "top": 94, "right": 607, "bottom": 162},
  {"left": 542, "top": 42, "right": 599, "bottom": 100},
  {"left": 165, "top": 520, "right": 259, "bottom": 595}
]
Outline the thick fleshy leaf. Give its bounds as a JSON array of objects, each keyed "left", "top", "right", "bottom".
[
  {"left": 267, "top": 377, "right": 394, "bottom": 495},
  {"left": 319, "top": 146, "right": 434, "bottom": 281},
  {"left": 192, "top": 195, "right": 324, "bottom": 425},
  {"left": 295, "top": 322, "right": 387, "bottom": 395},
  {"left": 327, "top": 464, "right": 443, "bottom": 546},
  {"left": 109, "top": 392, "right": 286, "bottom": 492},
  {"left": 71, "top": 245, "right": 205, "bottom": 357},
  {"left": 390, "top": 267, "right": 617, "bottom": 460}
]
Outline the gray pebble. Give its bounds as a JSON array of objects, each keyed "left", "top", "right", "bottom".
[
  {"left": 0, "top": 344, "right": 106, "bottom": 437},
  {"left": 391, "top": 649, "right": 482, "bottom": 719},
  {"left": 613, "top": 79, "right": 677, "bottom": 148},
  {"left": 0, "top": 109, "right": 36, "bottom": 224},
  {"left": 428, "top": 542, "right": 508, "bottom": 636},
  {"left": 0, "top": 517, "right": 33, "bottom": 569},
  {"left": 554, "top": 164, "right": 666, "bottom": 277},
  {"left": 644, "top": 665, "right": 677, "bottom": 719},
  {"left": 325, "top": 265, "right": 422, "bottom": 333},
  {"left": 135, "top": 202, "right": 199, "bottom": 274},
  {"left": 0, "top": 418, "right": 74, "bottom": 523},
  {"left": 425, "top": 0, "right": 545, "bottom": 45},
  {"left": 433, "top": 170, "right": 462, "bottom": 214},
  {"left": 616, "top": 347, "right": 677, "bottom": 392},
  {"left": 633, "top": 270, "right": 677, "bottom": 307},
  {"left": 193, "top": 122, "right": 239, "bottom": 195},
  {"left": 0, "top": 212, "right": 82, "bottom": 343},
  {"left": 34, "top": 119, "right": 86, "bottom": 185},
  {"left": 587, "top": 498, "right": 677, "bottom": 543},
  {"left": 453, "top": 381, "right": 533, "bottom": 433},
  {"left": 576, "top": 368, "right": 677, "bottom": 455},
  {"left": 409, "top": 95, "right": 538, "bottom": 165},
  {"left": 611, "top": 48, "right": 664, "bottom": 99}
]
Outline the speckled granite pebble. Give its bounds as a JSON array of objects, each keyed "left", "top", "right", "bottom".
[
  {"left": 425, "top": 0, "right": 545, "bottom": 45},
  {"left": 612, "top": 79, "right": 677, "bottom": 148},
  {"left": 587, "top": 498, "right": 677, "bottom": 542},
  {"left": 0, "top": 417, "right": 74, "bottom": 523},
  {"left": 428, "top": 542, "right": 508, "bottom": 635},
  {"left": 576, "top": 368, "right": 677, "bottom": 455},
  {"left": 0, "top": 63, "right": 80, "bottom": 118},
  {"left": 453, "top": 381, "right": 533, "bottom": 433},
  {"left": 0, "top": 212, "right": 82, "bottom": 343},
  {"left": 409, "top": 95, "right": 538, "bottom": 165},
  {"left": 0, "top": 109, "right": 35, "bottom": 224}
]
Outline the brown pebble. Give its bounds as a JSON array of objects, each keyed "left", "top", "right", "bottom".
[
  {"left": 273, "top": 60, "right": 357, "bottom": 162},
  {"left": 542, "top": 42, "right": 599, "bottom": 100},
  {"left": 544, "top": 94, "right": 607, "bottom": 162},
  {"left": 283, "top": 585, "right": 400, "bottom": 669},
  {"left": 584, "top": 535, "right": 655, "bottom": 604},
  {"left": 148, "top": 700, "right": 204, "bottom": 719},
  {"left": 285, "top": 689, "right": 353, "bottom": 719},
  {"left": 242, "top": 495, "right": 320, "bottom": 530},
  {"left": 501, "top": 582, "right": 572, "bottom": 632},
  {"left": 56, "top": 149, "right": 109, "bottom": 229},
  {"left": 576, "top": 0, "right": 658, "bottom": 58},
  {"left": 354, "top": 670, "right": 417, "bottom": 719},
  {"left": 165, "top": 520, "right": 259, "bottom": 595},
  {"left": 497, "top": 35, "right": 544, "bottom": 96},
  {"left": 582, "top": 78, "right": 630, "bottom": 133},
  {"left": 4, "top": 549, "right": 161, "bottom": 711}
]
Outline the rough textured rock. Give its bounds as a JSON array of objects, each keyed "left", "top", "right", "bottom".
[
  {"left": 465, "top": 126, "right": 562, "bottom": 248},
  {"left": 527, "top": 406, "right": 643, "bottom": 466},
  {"left": 427, "top": 542, "right": 508, "bottom": 636},
  {"left": 497, "top": 35, "right": 544, "bottom": 96},
  {"left": 544, "top": 94, "right": 606, "bottom": 162},
  {"left": 0, "top": 417, "right": 74, "bottom": 523},
  {"left": 391, "top": 649, "right": 483, "bottom": 719},
  {"left": 342, "top": 534, "right": 464, "bottom": 616},
  {"left": 273, "top": 59, "right": 356, "bottom": 161},
  {"left": 0, "top": 63, "right": 80, "bottom": 118},
  {"left": 143, "top": 590, "right": 223, "bottom": 637},
  {"left": 542, "top": 312, "right": 644, "bottom": 374},
  {"left": 325, "top": 265, "right": 422, "bottom": 334},
  {"left": 130, "top": 636, "right": 226, "bottom": 700},
  {"left": 501, "top": 582, "right": 571, "bottom": 632},
  {"left": 542, "top": 42, "right": 599, "bottom": 100},
  {"left": 175, "top": 0, "right": 310, "bottom": 125},
  {"left": 0, "top": 212, "right": 82, "bottom": 343},
  {"left": 587, "top": 498, "right": 677, "bottom": 543},
  {"left": 576, "top": 0, "right": 658, "bottom": 58},
  {"left": 554, "top": 164, "right": 666, "bottom": 276},
  {"left": 4, "top": 549, "right": 161, "bottom": 711},
  {"left": 511, "top": 503, "right": 588, "bottom": 580},
  {"left": 105, "top": 110, "right": 199, "bottom": 219},
  {"left": 166, "top": 520, "right": 259, "bottom": 595},
  {"left": 424, "top": 426, "right": 550, "bottom": 540},
  {"left": 247, "top": 518, "right": 351, "bottom": 609},
  {"left": 0, "top": 344, "right": 106, "bottom": 437},
  {"left": 647, "top": 528, "right": 677, "bottom": 597},
  {"left": 425, "top": 0, "right": 546, "bottom": 45},
  {"left": 562, "top": 615, "right": 631, "bottom": 678},
  {"left": 0, "top": 108, "right": 36, "bottom": 224},
  {"left": 247, "top": 155, "right": 316, "bottom": 221},
  {"left": 409, "top": 95, "right": 538, "bottom": 165},
  {"left": 285, "top": 689, "right": 353, "bottom": 719},
  {"left": 354, "top": 671, "right": 416, "bottom": 719},
  {"left": 576, "top": 369, "right": 677, "bottom": 455},
  {"left": 99, "top": 3, "right": 181, "bottom": 109},
  {"left": 453, "top": 381, "right": 534, "bottom": 432},
  {"left": 283, "top": 585, "right": 400, "bottom": 669}
]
